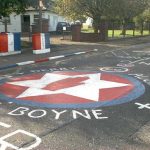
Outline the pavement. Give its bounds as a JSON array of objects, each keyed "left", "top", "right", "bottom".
[
  {"left": 0, "top": 36, "right": 150, "bottom": 150},
  {"left": 1, "top": 35, "right": 149, "bottom": 67}
]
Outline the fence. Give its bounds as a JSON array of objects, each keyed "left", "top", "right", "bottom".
[
  {"left": 15, "top": 20, "right": 150, "bottom": 49},
  {"left": 108, "top": 21, "right": 150, "bottom": 38}
]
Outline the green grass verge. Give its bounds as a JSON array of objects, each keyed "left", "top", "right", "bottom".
[{"left": 81, "top": 28, "right": 150, "bottom": 38}]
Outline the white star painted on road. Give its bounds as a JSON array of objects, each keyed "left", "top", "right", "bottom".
[
  {"left": 9, "top": 73, "right": 71, "bottom": 88},
  {"left": 8, "top": 73, "right": 131, "bottom": 102}
]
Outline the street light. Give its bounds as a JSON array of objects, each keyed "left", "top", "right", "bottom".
[{"left": 39, "top": 0, "right": 43, "bottom": 33}]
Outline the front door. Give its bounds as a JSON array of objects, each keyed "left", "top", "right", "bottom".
[{"left": 21, "top": 15, "right": 30, "bottom": 33}]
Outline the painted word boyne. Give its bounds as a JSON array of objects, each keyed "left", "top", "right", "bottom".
[{"left": 8, "top": 107, "right": 108, "bottom": 120}]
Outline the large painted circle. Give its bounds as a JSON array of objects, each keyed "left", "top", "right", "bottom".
[{"left": 0, "top": 71, "right": 145, "bottom": 108}]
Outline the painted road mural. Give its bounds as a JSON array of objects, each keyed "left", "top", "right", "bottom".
[
  {"left": 0, "top": 40, "right": 150, "bottom": 150},
  {"left": 0, "top": 71, "right": 145, "bottom": 108}
]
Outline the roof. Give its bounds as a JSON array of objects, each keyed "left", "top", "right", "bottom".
[{"left": 26, "top": 6, "right": 47, "bottom": 11}]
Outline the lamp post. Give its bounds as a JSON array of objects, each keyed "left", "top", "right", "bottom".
[{"left": 39, "top": 0, "right": 43, "bottom": 33}]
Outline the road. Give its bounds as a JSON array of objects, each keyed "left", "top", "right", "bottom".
[{"left": 0, "top": 37, "right": 150, "bottom": 150}]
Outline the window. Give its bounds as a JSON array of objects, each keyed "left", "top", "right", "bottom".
[{"left": 34, "top": 14, "right": 39, "bottom": 23}]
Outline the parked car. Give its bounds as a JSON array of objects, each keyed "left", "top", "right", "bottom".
[{"left": 56, "top": 22, "right": 71, "bottom": 33}]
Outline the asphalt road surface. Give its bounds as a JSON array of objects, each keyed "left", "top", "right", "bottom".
[{"left": 0, "top": 37, "right": 150, "bottom": 150}]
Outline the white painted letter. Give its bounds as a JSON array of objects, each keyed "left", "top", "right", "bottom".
[
  {"left": 92, "top": 110, "right": 108, "bottom": 119},
  {"left": 72, "top": 110, "right": 91, "bottom": 119},
  {"left": 28, "top": 110, "right": 47, "bottom": 118},
  {"left": 52, "top": 110, "right": 67, "bottom": 120},
  {"left": 8, "top": 107, "right": 29, "bottom": 116}
]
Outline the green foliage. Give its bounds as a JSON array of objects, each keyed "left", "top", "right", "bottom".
[
  {"left": 0, "top": 0, "right": 53, "bottom": 17},
  {"left": 27, "top": 0, "right": 53, "bottom": 9},
  {"left": 54, "top": 0, "right": 85, "bottom": 21},
  {"left": 134, "top": 0, "right": 150, "bottom": 27},
  {"left": 118, "top": 0, "right": 148, "bottom": 20},
  {"left": 135, "top": 8, "right": 150, "bottom": 23},
  {"left": 54, "top": 0, "right": 149, "bottom": 24},
  {"left": 143, "top": 9, "right": 150, "bottom": 21},
  {"left": 0, "top": 0, "right": 29, "bottom": 17}
]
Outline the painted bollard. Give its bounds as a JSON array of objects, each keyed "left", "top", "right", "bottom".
[
  {"left": 32, "top": 33, "right": 50, "bottom": 54},
  {"left": 0, "top": 33, "right": 21, "bottom": 56}
]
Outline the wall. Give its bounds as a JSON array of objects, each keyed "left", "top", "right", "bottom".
[
  {"left": 80, "top": 33, "right": 101, "bottom": 42},
  {"left": 0, "top": 11, "right": 66, "bottom": 33},
  {"left": 71, "top": 25, "right": 107, "bottom": 42},
  {"left": 0, "top": 13, "right": 21, "bottom": 32},
  {"left": 44, "top": 12, "right": 65, "bottom": 31}
]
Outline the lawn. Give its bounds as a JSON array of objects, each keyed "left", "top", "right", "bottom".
[
  {"left": 81, "top": 28, "right": 150, "bottom": 38},
  {"left": 109, "top": 30, "right": 150, "bottom": 37}
]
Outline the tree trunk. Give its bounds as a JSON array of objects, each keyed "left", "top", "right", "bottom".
[
  {"left": 121, "top": 20, "right": 126, "bottom": 36},
  {"left": 94, "top": 27, "right": 98, "bottom": 33},
  {"left": 99, "top": 20, "right": 108, "bottom": 41},
  {"left": 93, "top": 17, "right": 108, "bottom": 41},
  {"left": 122, "top": 26, "right": 126, "bottom": 35},
  {"left": 93, "top": 18, "right": 100, "bottom": 33},
  {"left": 140, "top": 21, "right": 144, "bottom": 35},
  {"left": 4, "top": 18, "right": 8, "bottom": 33}
]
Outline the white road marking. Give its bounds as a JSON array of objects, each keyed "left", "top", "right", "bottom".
[
  {"left": 0, "top": 122, "right": 11, "bottom": 128},
  {"left": 135, "top": 103, "right": 150, "bottom": 110},
  {"left": 129, "top": 58, "right": 150, "bottom": 64}
]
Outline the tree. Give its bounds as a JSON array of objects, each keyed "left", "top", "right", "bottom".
[
  {"left": 27, "top": 0, "right": 54, "bottom": 32},
  {"left": 28, "top": 0, "right": 53, "bottom": 9},
  {"left": 143, "top": 9, "right": 150, "bottom": 22},
  {"left": 0, "top": 0, "right": 29, "bottom": 32},
  {"left": 135, "top": 0, "right": 150, "bottom": 23},
  {"left": 55, "top": 0, "right": 120, "bottom": 32},
  {"left": 0, "top": 0, "right": 53, "bottom": 32},
  {"left": 117, "top": 0, "right": 148, "bottom": 35},
  {"left": 54, "top": 0, "right": 86, "bottom": 21},
  {"left": 54, "top": 0, "right": 149, "bottom": 33}
]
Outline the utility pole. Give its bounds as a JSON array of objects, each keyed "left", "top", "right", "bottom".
[
  {"left": 39, "top": 0, "right": 43, "bottom": 33},
  {"left": 4, "top": 18, "right": 8, "bottom": 33}
]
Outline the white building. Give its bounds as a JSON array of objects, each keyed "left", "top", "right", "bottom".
[
  {"left": 85, "top": 17, "right": 93, "bottom": 27},
  {"left": 82, "top": 17, "right": 93, "bottom": 29},
  {"left": 0, "top": 7, "right": 66, "bottom": 33}
]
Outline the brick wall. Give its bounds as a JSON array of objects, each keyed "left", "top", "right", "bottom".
[
  {"left": 80, "top": 33, "right": 101, "bottom": 42},
  {"left": 72, "top": 24, "right": 108, "bottom": 42}
]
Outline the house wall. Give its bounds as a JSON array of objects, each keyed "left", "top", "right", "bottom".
[
  {"left": 0, "top": 13, "right": 21, "bottom": 32},
  {"left": 42, "top": 12, "right": 65, "bottom": 31},
  {"left": 0, "top": 11, "right": 66, "bottom": 33}
]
